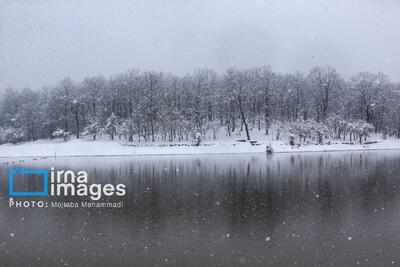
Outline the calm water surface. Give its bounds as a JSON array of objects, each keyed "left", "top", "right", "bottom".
[{"left": 1, "top": 151, "right": 400, "bottom": 266}]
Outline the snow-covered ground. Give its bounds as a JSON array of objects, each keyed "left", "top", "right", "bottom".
[{"left": 0, "top": 133, "right": 400, "bottom": 158}]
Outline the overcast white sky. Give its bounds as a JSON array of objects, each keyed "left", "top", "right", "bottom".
[{"left": 1, "top": 0, "right": 399, "bottom": 90}]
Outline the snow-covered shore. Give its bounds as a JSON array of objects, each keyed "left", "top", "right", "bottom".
[{"left": 0, "top": 137, "right": 400, "bottom": 158}]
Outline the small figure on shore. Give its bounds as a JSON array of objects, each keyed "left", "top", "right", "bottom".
[
  {"left": 266, "top": 144, "right": 273, "bottom": 154},
  {"left": 289, "top": 134, "right": 296, "bottom": 146}
]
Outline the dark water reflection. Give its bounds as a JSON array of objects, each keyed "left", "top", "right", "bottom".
[{"left": 1, "top": 151, "right": 400, "bottom": 266}]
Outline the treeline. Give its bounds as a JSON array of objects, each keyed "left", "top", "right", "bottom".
[{"left": 0, "top": 66, "right": 399, "bottom": 144}]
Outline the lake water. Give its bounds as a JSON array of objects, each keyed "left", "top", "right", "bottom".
[{"left": 1, "top": 151, "right": 400, "bottom": 266}]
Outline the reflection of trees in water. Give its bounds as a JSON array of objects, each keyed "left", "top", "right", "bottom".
[
  {"left": 90, "top": 152, "right": 398, "bottom": 235},
  {"left": 9, "top": 152, "right": 400, "bottom": 233},
  {"left": 2, "top": 153, "right": 399, "bottom": 267}
]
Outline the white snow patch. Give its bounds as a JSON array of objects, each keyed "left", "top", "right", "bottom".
[{"left": 0, "top": 133, "right": 399, "bottom": 158}]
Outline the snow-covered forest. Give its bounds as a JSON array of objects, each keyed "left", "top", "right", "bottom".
[{"left": 1, "top": 66, "right": 400, "bottom": 145}]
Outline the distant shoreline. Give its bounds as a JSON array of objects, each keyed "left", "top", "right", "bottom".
[{"left": 1, "top": 138, "right": 400, "bottom": 159}]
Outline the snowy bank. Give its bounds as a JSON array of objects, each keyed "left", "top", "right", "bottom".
[{"left": 0, "top": 137, "right": 400, "bottom": 158}]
